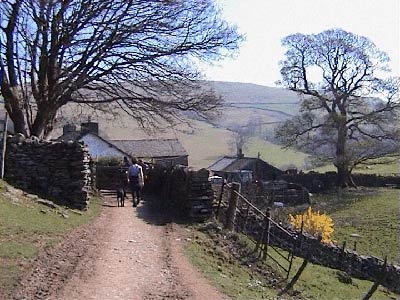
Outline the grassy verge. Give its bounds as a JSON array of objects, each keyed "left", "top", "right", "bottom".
[
  {"left": 184, "top": 187, "right": 399, "bottom": 300},
  {"left": 184, "top": 227, "right": 289, "bottom": 300},
  {"left": 0, "top": 180, "right": 102, "bottom": 299}
]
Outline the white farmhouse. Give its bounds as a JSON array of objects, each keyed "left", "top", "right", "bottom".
[{"left": 57, "top": 122, "right": 188, "bottom": 166}]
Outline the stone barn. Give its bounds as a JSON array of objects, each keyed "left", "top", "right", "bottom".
[{"left": 208, "top": 153, "right": 283, "bottom": 183}]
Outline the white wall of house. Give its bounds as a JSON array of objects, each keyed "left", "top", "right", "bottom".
[{"left": 80, "top": 133, "right": 125, "bottom": 159}]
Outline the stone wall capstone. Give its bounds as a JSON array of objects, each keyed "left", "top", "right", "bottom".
[{"left": 5, "top": 134, "right": 92, "bottom": 209}]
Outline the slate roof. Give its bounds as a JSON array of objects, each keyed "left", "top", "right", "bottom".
[
  {"left": 56, "top": 131, "right": 83, "bottom": 142},
  {"left": 208, "top": 156, "right": 282, "bottom": 173},
  {"left": 56, "top": 123, "right": 187, "bottom": 159},
  {"left": 112, "top": 139, "right": 188, "bottom": 158},
  {"left": 57, "top": 131, "right": 131, "bottom": 156}
]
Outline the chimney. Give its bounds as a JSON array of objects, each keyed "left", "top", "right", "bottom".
[
  {"left": 81, "top": 122, "right": 99, "bottom": 135},
  {"left": 237, "top": 147, "right": 244, "bottom": 158},
  {"left": 63, "top": 123, "right": 77, "bottom": 135}
]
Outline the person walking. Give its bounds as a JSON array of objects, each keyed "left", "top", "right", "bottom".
[{"left": 127, "top": 158, "right": 144, "bottom": 207}]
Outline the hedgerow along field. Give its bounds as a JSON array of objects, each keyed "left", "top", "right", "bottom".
[{"left": 0, "top": 180, "right": 101, "bottom": 300}]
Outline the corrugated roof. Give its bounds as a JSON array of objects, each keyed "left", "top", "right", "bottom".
[
  {"left": 207, "top": 157, "right": 237, "bottom": 172},
  {"left": 208, "top": 156, "right": 282, "bottom": 173},
  {"left": 112, "top": 139, "right": 188, "bottom": 158},
  {"left": 222, "top": 158, "right": 257, "bottom": 172}
]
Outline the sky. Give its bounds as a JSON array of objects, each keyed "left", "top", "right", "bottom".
[{"left": 201, "top": 0, "right": 400, "bottom": 87}]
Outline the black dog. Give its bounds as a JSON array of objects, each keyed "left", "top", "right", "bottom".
[{"left": 116, "top": 188, "right": 126, "bottom": 207}]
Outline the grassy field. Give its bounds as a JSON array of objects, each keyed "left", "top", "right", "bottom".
[
  {"left": 313, "top": 188, "right": 399, "bottom": 264},
  {"left": 272, "top": 188, "right": 399, "bottom": 300},
  {"left": 314, "top": 160, "right": 399, "bottom": 176},
  {"left": 184, "top": 188, "right": 399, "bottom": 300},
  {"left": 0, "top": 180, "right": 101, "bottom": 299},
  {"left": 245, "top": 137, "right": 308, "bottom": 170},
  {"left": 177, "top": 121, "right": 234, "bottom": 169}
]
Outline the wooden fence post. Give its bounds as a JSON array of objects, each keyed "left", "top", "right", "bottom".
[
  {"left": 216, "top": 180, "right": 226, "bottom": 219},
  {"left": 362, "top": 256, "right": 387, "bottom": 300},
  {"left": 242, "top": 201, "right": 251, "bottom": 232},
  {"left": 262, "top": 208, "right": 271, "bottom": 259},
  {"left": 279, "top": 259, "right": 308, "bottom": 296},
  {"left": 340, "top": 241, "right": 346, "bottom": 268},
  {"left": 1, "top": 113, "right": 8, "bottom": 179},
  {"left": 255, "top": 207, "right": 270, "bottom": 255},
  {"left": 224, "top": 182, "right": 240, "bottom": 231}
]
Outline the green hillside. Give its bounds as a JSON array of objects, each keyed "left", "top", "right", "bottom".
[
  {"left": 244, "top": 137, "right": 308, "bottom": 170},
  {"left": 204, "top": 81, "right": 300, "bottom": 129}
]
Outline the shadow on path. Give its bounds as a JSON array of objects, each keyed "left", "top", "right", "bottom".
[
  {"left": 99, "top": 189, "right": 189, "bottom": 226},
  {"left": 134, "top": 194, "right": 173, "bottom": 226}
]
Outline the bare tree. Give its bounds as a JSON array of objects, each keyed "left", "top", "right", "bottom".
[
  {"left": 0, "top": 0, "right": 242, "bottom": 138},
  {"left": 276, "top": 29, "right": 400, "bottom": 187}
]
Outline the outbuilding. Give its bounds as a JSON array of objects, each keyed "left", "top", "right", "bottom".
[{"left": 207, "top": 152, "right": 283, "bottom": 183}]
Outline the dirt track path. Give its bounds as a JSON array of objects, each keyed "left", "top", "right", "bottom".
[{"left": 52, "top": 193, "right": 230, "bottom": 300}]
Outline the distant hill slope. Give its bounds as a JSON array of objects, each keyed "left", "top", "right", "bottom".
[
  {"left": 205, "top": 81, "right": 300, "bottom": 105},
  {"left": 48, "top": 81, "right": 306, "bottom": 169},
  {"left": 200, "top": 81, "right": 301, "bottom": 129}
]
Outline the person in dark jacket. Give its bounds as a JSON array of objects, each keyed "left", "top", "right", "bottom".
[{"left": 127, "top": 158, "right": 144, "bottom": 207}]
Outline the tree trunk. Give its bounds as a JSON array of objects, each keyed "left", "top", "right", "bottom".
[
  {"left": 335, "top": 116, "right": 354, "bottom": 188},
  {"left": 1, "top": 87, "right": 28, "bottom": 136},
  {"left": 9, "top": 107, "right": 27, "bottom": 136},
  {"left": 31, "top": 105, "right": 58, "bottom": 139},
  {"left": 336, "top": 164, "right": 355, "bottom": 188}
]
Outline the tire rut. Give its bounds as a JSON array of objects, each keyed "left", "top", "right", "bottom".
[
  {"left": 11, "top": 195, "right": 230, "bottom": 300},
  {"left": 143, "top": 223, "right": 191, "bottom": 300},
  {"left": 12, "top": 223, "right": 98, "bottom": 300}
]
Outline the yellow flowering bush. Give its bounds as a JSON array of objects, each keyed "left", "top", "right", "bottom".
[{"left": 289, "top": 207, "right": 334, "bottom": 243}]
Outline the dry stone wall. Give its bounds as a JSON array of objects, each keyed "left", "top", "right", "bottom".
[
  {"left": 147, "top": 166, "right": 213, "bottom": 220},
  {"left": 281, "top": 172, "right": 400, "bottom": 192},
  {"left": 5, "top": 134, "right": 92, "bottom": 209},
  {"left": 222, "top": 199, "right": 400, "bottom": 294},
  {"left": 188, "top": 169, "right": 214, "bottom": 220},
  {"left": 271, "top": 219, "right": 400, "bottom": 294}
]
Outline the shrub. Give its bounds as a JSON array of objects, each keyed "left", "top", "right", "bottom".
[{"left": 289, "top": 207, "right": 334, "bottom": 243}]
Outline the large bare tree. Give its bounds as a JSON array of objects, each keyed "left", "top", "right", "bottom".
[
  {"left": 0, "top": 0, "right": 242, "bottom": 138},
  {"left": 276, "top": 28, "right": 400, "bottom": 187}
]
